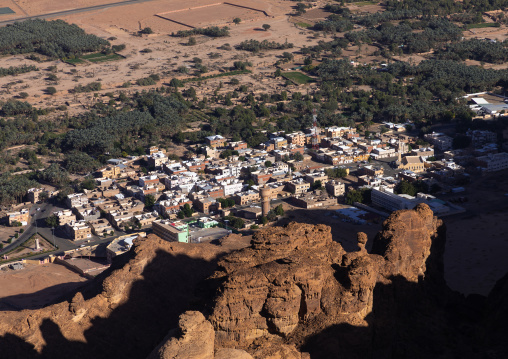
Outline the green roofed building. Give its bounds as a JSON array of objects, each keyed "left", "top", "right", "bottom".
[{"left": 153, "top": 219, "right": 189, "bottom": 243}]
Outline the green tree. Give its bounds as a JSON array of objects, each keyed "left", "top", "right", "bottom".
[
  {"left": 233, "top": 18, "right": 241, "bottom": 25},
  {"left": 394, "top": 180, "right": 416, "bottom": 196},
  {"left": 261, "top": 216, "right": 268, "bottom": 225},
  {"left": 274, "top": 204, "right": 284, "bottom": 216},
  {"left": 188, "top": 37, "right": 197, "bottom": 46},
  {"left": 45, "top": 214, "right": 59, "bottom": 228},
  {"left": 144, "top": 194, "right": 156, "bottom": 209},
  {"left": 46, "top": 86, "right": 57, "bottom": 95},
  {"left": 312, "top": 180, "right": 323, "bottom": 190},
  {"left": 293, "top": 152, "right": 304, "bottom": 161},
  {"left": 177, "top": 211, "right": 185, "bottom": 219},
  {"left": 262, "top": 24, "right": 271, "bottom": 31},
  {"left": 182, "top": 203, "right": 194, "bottom": 217},
  {"left": 265, "top": 160, "right": 272, "bottom": 167}
]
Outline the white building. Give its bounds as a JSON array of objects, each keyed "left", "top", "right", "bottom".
[
  {"left": 66, "top": 193, "right": 89, "bottom": 209},
  {"left": 372, "top": 186, "right": 450, "bottom": 215},
  {"left": 424, "top": 132, "right": 453, "bottom": 151},
  {"left": 222, "top": 181, "right": 244, "bottom": 196},
  {"left": 476, "top": 152, "right": 508, "bottom": 172}
]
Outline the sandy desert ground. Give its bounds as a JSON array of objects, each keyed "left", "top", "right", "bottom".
[{"left": 0, "top": 263, "right": 88, "bottom": 310}]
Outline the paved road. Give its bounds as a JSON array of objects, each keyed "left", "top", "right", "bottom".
[
  {"left": 0, "top": 0, "right": 155, "bottom": 26},
  {"left": 0, "top": 201, "right": 133, "bottom": 261}
]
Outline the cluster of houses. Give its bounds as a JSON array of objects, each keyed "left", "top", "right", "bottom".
[{"left": 2, "top": 122, "right": 506, "bottom": 244}]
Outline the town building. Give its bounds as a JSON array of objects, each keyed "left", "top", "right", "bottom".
[
  {"left": 88, "top": 218, "right": 114, "bottom": 236},
  {"left": 7, "top": 209, "right": 29, "bottom": 226},
  {"left": 54, "top": 209, "right": 76, "bottom": 226},
  {"left": 206, "top": 135, "right": 226, "bottom": 149},
  {"left": 476, "top": 152, "right": 508, "bottom": 172},
  {"left": 371, "top": 187, "right": 450, "bottom": 215},
  {"left": 65, "top": 220, "right": 92, "bottom": 241},
  {"left": 286, "top": 132, "right": 306, "bottom": 147},
  {"left": 398, "top": 156, "right": 425, "bottom": 173},
  {"left": 466, "top": 129, "right": 497, "bottom": 148},
  {"left": 424, "top": 132, "right": 453, "bottom": 151},
  {"left": 285, "top": 179, "right": 310, "bottom": 195},
  {"left": 147, "top": 151, "right": 169, "bottom": 168},
  {"left": 233, "top": 191, "right": 260, "bottom": 206},
  {"left": 27, "top": 188, "right": 46, "bottom": 203},
  {"left": 197, "top": 217, "right": 219, "bottom": 228},
  {"left": 326, "top": 180, "right": 346, "bottom": 197},
  {"left": 290, "top": 193, "right": 337, "bottom": 209},
  {"left": 66, "top": 193, "right": 89, "bottom": 209},
  {"left": 106, "top": 234, "right": 141, "bottom": 263},
  {"left": 153, "top": 219, "right": 189, "bottom": 243}
]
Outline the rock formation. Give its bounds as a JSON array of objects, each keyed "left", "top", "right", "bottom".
[
  {"left": 208, "top": 203, "right": 448, "bottom": 357},
  {"left": 0, "top": 204, "right": 507, "bottom": 358}
]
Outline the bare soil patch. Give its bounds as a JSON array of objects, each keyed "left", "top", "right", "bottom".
[{"left": 0, "top": 263, "right": 88, "bottom": 310}]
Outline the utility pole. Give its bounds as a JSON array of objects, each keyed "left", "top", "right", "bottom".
[{"left": 52, "top": 227, "right": 56, "bottom": 249}]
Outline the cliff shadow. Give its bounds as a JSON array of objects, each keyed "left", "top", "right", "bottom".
[
  {"left": 299, "top": 221, "right": 487, "bottom": 359},
  {"left": 0, "top": 281, "right": 89, "bottom": 311},
  {"left": 0, "top": 249, "right": 227, "bottom": 359},
  {"left": 276, "top": 208, "right": 383, "bottom": 252},
  {"left": 300, "top": 274, "right": 484, "bottom": 359}
]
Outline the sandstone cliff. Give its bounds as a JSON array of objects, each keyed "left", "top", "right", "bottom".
[{"left": 0, "top": 204, "right": 506, "bottom": 358}]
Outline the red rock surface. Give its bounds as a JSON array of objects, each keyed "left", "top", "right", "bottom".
[{"left": 0, "top": 204, "right": 506, "bottom": 358}]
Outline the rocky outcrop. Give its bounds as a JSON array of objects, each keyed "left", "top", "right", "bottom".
[
  {"left": 0, "top": 204, "right": 507, "bottom": 358},
  {"left": 147, "top": 311, "right": 253, "bottom": 359},
  {"left": 0, "top": 234, "right": 252, "bottom": 359},
  {"left": 209, "top": 204, "right": 442, "bottom": 351}
]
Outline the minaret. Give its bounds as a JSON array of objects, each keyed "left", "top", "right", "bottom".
[
  {"left": 397, "top": 138, "right": 402, "bottom": 163},
  {"left": 35, "top": 237, "right": 40, "bottom": 250},
  {"left": 260, "top": 185, "right": 271, "bottom": 218}
]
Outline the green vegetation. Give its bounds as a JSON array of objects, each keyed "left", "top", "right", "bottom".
[
  {"left": 236, "top": 39, "right": 293, "bottom": 52},
  {"left": 173, "top": 26, "right": 230, "bottom": 38},
  {"left": 224, "top": 216, "right": 244, "bottom": 229},
  {"left": 282, "top": 72, "right": 314, "bottom": 85},
  {"left": 82, "top": 52, "right": 123, "bottom": 63},
  {"left": 346, "top": 188, "right": 372, "bottom": 205},
  {"left": 467, "top": 22, "right": 500, "bottom": 29},
  {"left": 0, "top": 19, "right": 109, "bottom": 58},
  {"left": 394, "top": 180, "right": 428, "bottom": 196},
  {"left": 296, "top": 22, "right": 311, "bottom": 28},
  {"left": 325, "top": 168, "right": 348, "bottom": 179},
  {"left": 64, "top": 58, "right": 86, "bottom": 65},
  {"left": 71, "top": 81, "right": 102, "bottom": 93},
  {"left": 0, "top": 65, "right": 38, "bottom": 78},
  {"left": 0, "top": 173, "right": 39, "bottom": 205}
]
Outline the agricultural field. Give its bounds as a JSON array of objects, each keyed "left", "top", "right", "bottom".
[{"left": 282, "top": 71, "right": 314, "bottom": 85}]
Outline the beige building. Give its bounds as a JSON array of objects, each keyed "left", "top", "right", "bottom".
[
  {"left": 398, "top": 156, "right": 425, "bottom": 173},
  {"left": 98, "top": 165, "right": 121, "bottom": 179},
  {"left": 65, "top": 220, "right": 92, "bottom": 241},
  {"left": 27, "top": 188, "right": 46, "bottom": 203},
  {"left": 89, "top": 218, "right": 114, "bottom": 236},
  {"left": 7, "top": 209, "right": 30, "bottom": 226},
  {"left": 286, "top": 132, "right": 306, "bottom": 147},
  {"left": 54, "top": 209, "right": 76, "bottom": 226},
  {"left": 233, "top": 191, "right": 260, "bottom": 206},
  {"left": 285, "top": 179, "right": 310, "bottom": 195},
  {"left": 304, "top": 172, "right": 328, "bottom": 186},
  {"left": 326, "top": 180, "right": 346, "bottom": 197}
]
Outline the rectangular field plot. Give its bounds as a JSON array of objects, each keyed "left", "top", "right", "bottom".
[
  {"left": 282, "top": 72, "right": 314, "bottom": 85},
  {"left": 0, "top": 7, "right": 15, "bottom": 14},
  {"left": 157, "top": 3, "right": 266, "bottom": 28}
]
